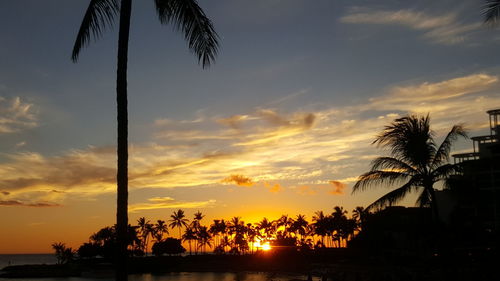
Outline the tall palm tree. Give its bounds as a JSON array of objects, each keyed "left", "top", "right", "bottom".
[
  {"left": 181, "top": 226, "right": 197, "bottom": 255},
  {"left": 352, "top": 115, "right": 467, "bottom": 221},
  {"left": 312, "top": 211, "right": 328, "bottom": 246},
  {"left": 168, "top": 209, "right": 189, "bottom": 239},
  {"left": 196, "top": 225, "right": 212, "bottom": 253},
  {"left": 72, "top": 1, "right": 218, "bottom": 277},
  {"left": 136, "top": 217, "right": 151, "bottom": 252}
]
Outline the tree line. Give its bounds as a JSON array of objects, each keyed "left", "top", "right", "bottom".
[{"left": 53, "top": 207, "right": 367, "bottom": 262}]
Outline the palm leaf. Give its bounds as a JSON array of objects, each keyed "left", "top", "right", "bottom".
[
  {"left": 373, "top": 115, "right": 435, "bottom": 169},
  {"left": 366, "top": 181, "right": 418, "bottom": 211},
  {"left": 371, "top": 156, "right": 417, "bottom": 174},
  {"left": 431, "top": 163, "right": 461, "bottom": 181},
  {"left": 72, "top": 0, "right": 119, "bottom": 62},
  {"left": 352, "top": 170, "right": 410, "bottom": 193},
  {"left": 484, "top": 0, "right": 500, "bottom": 24},
  {"left": 155, "top": 0, "right": 219, "bottom": 68},
  {"left": 431, "top": 124, "right": 467, "bottom": 168}
]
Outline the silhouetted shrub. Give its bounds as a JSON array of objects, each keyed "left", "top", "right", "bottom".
[{"left": 152, "top": 238, "right": 186, "bottom": 256}]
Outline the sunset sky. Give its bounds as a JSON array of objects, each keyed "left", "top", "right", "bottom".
[{"left": 1, "top": 0, "right": 500, "bottom": 253}]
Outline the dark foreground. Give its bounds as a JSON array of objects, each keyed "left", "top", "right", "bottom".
[{"left": 1, "top": 249, "right": 497, "bottom": 281}]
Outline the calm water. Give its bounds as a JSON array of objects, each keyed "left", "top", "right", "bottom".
[
  {"left": 0, "top": 255, "right": 311, "bottom": 281},
  {"left": 0, "top": 272, "right": 310, "bottom": 281},
  {"left": 0, "top": 254, "right": 56, "bottom": 269}
]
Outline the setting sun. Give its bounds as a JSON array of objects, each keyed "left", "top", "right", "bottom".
[
  {"left": 261, "top": 242, "right": 271, "bottom": 251},
  {"left": 253, "top": 241, "right": 272, "bottom": 251}
]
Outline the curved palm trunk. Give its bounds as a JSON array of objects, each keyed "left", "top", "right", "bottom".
[{"left": 116, "top": 0, "right": 131, "bottom": 280}]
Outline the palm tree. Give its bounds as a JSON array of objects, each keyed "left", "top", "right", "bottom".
[
  {"left": 196, "top": 225, "right": 212, "bottom": 253},
  {"left": 256, "top": 217, "right": 274, "bottom": 241},
  {"left": 291, "top": 214, "right": 308, "bottom": 242},
  {"left": 181, "top": 226, "right": 197, "bottom": 255},
  {"left": 312, "top": 211, "right": 328, "bottom": 246},
  {"left": 168, "top": 209, "right": 189, "bottom": 239},
  {"left": 72, "top": 1, "right": 218, "bottom": 277},
  {"left": 352, "top": 114, "right": 467, "bottom": 221},
  {"left": 136, "top": 217, "right": 151, "bottom": 252},
  {"left": 191, "top": 211, "right": 205, "bottom": 230},
  {"left": 154, "top": 220, "right": 169, "bottom": 242}
]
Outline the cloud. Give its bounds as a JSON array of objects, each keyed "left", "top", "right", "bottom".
[
  {"left": 340, "top": 8, "right": 481, "bottom": 45},
  {"left": 297, "top": 185, "right": 317, "bottom": 196},
  {"left": 0, "top": 73, "right": 499, "bottom": 207},
  {"left": 129, "top": 198, "right": 216, "bottom": 212},
  {"left": 264, "top": 182, "right": 283, "bottom": 193},
  {"left": 222, "top": 174, "right": 254, "bottom": 187},
  {"left": 16, "top": 141, "right": 27, "bottom": 148},
  {"left": 329, "top": 181, "right": 346, "bottom": 195},
  {"left": 0, "top": 96, "right": 38, "bottom": 133},
  {"left": 0, "top": 200, "right": 60, "bottom": 207},
  {"left": 217, "top": 115, "right": 252, "bottom": 129}
]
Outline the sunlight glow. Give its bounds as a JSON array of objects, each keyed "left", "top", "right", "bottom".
[{"left": 253, "top": 241, "right": 271, "bottom": 251}]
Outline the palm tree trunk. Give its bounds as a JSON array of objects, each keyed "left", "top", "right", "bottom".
[
  {"left": 428, "top": 185, "right": 440, "bottom": 223},
  {"left": 116, "top": 0, "right": 132, "bottom": 280}
]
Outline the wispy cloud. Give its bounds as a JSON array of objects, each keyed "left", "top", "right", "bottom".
[
  {"left": 329, "top": 181, "right": 346, "bottom": 195},
  {"left": 0, "top": 96, "right": 38, "bottom": 133},
  {"left": 129, "top": 197, "right": 216, "bottom": 213},
  {"left": 340, "top": 8, "right": 481, "bottom": 45},
  {"left": 0, "top": 200, "right": 60, "bottom": 207},
  {"left": 264, "top": 182, "right": 283, "bottom": 193},
  {"left": 0, "top": 73, "right": 499, "bottom": 206}
]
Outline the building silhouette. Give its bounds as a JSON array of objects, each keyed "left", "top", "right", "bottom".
[{"left": 450, "top": 109, "right": 500, "bottom": 232}]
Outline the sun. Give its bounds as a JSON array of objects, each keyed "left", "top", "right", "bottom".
[
  {"left": 253, "top": 241, "right": 272, "bottom": 251},
  {"left": 261, "top": 242, "right": 271, "bottom": 251}
]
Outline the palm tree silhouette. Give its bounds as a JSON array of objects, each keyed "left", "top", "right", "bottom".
[
  {"left": 168, "top": 209, "right": 189, "bottom": 239},
  {"left": 181, "top": 226, "right": 197, "bottom": 255},
  {"left": 196, "top": 225, "right": 212, "bottom": 253},
  {"left": 291, "top": 214, "right": 308, "bottom": 242},
  {"left": 153, "top": 219, "right": 169, "bottom": 242},
  {"left": 256, "top": 217, "right": 275, "bottom": 241},
  {"left": 312, "top": 211, "right": 328, "bottom": 247},
  {"left": 136, "top": 217, "right": 152, "bottom": 253},
  {"left": 353, "top": 114, "right": 467, "bottom": 221},
  {"left": 72, "top": 1, "right": 218, "bottom": 277}
]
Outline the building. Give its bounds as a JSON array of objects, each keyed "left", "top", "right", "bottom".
[{"left": 450, "top": 109, "right": 500, "bottom": 232}]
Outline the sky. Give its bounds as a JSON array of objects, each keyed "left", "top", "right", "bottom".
[{"left": 1, "top": 0, "right": 500, "bottom": 254}]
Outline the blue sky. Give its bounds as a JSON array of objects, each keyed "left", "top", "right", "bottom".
[{"left": 1, "top": 0, "right": 500, "bottom": 253}]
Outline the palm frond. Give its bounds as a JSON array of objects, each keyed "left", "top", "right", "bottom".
[
  {"left": 484, "top": 0, "right": 500, "bottom": 25},
  {"left": 155, "top": 0, "right": 219, "bottom": 68},
  {"left": 431, "top": 163, "right": 461, "bottom": 181},
  {"left": 431, "top": 124, "right": 467, "bottom": 168},
  {"left": 373, "top": 114, "right": 435, "bottom": 168},
  {"left": 72, "top": 0, "right": 119, "bottom": 62},
  {"left": 352, "top": 170, "right": 410, "bottom": 193},
  {"left": 366, "top": 181, "right": 418, "bottom": 211},
  {"left": 371, "top": 156, "right": 417, "bottom": 174}
]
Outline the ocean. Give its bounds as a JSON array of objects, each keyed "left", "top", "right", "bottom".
[
  {"left": 0, "top": 254, "right": 310, "bottom": 281},
  {"left": 0, "top": 254, "right": 56, "bottom": 269}
]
